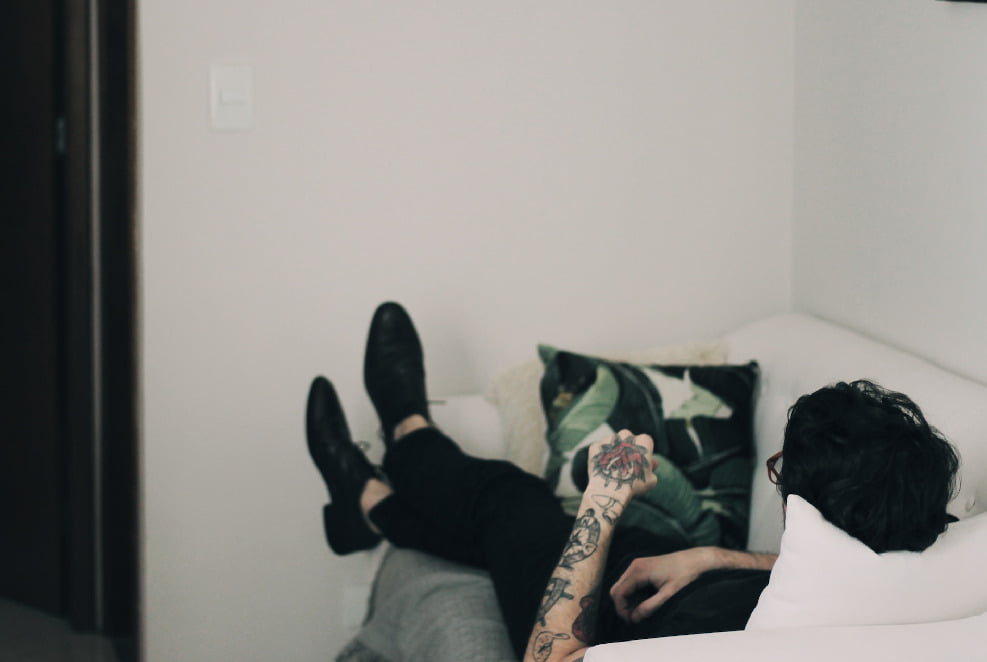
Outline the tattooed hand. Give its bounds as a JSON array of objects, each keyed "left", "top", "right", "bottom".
[{"left": 586, "top": 430, "right": 657, "bottom": 503}]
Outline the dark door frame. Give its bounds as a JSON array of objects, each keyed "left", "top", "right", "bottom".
[
  {"left": 95, "top": 0, "right": 138, "bottom": 641},
  {"left": 59, "top": 0, "right": 137, "bottom": 642},
  {"left": 60, "top": 0, "right": 97, "bottom": 630}
]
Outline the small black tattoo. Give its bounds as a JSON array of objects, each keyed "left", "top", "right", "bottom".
[
  {"left": 592, "top": 435, "right": 651, "bottom": 489},
  {"left": 533, "top": 631, "right": 570, "bottom": 662},
  {"left": 536, "top": 577, "right": 575, "bottom": 625},
  {"left": 591, "top": 494, "right": 623, "bottom": 525},
  {"left": 571, "top": 593, "right": 599, "bottom": 643},
  {"left": 560, "top": 509, "right": 600, "bottom": 569}
]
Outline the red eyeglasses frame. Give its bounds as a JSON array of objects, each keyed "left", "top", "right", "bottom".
[{"left": 766, "top": 450, "right": 783, "bottom": 485}]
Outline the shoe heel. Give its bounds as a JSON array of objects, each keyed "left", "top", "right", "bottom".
[{"left": 322, "top": 503, "right": 381, "bottom": 555}]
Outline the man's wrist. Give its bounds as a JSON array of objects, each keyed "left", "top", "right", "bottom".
[
  {"left": 579, "top": 489, "right": 629, "bottom": 527},
  {"left": 707, "top": 547, "right": 777, "bottom": 572}
]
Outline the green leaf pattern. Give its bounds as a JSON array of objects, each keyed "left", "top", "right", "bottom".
[{"left": 540, "top": 348, "right": 757, "bottom": 550}]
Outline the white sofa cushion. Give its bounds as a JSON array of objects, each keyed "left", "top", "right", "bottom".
[
  {"left": 430, "top": 394, "right": 506, "bottom": 460},
  {"left": 746, "top": 495, "right": 987, "bottom": 630}
]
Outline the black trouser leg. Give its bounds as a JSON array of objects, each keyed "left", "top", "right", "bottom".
[
  {"left": 367, "top": 494, "right": 483, "bottom": 567},
  {"left": 368, "top": 428, "right": 575, "bottom": 656}
]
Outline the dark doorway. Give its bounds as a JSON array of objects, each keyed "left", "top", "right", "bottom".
[
  {"left": 2, "top": 0, "right": 64, "bottom": 617},
  {"left": 0, "top": 0, "right": 137, "bottom": 658}
]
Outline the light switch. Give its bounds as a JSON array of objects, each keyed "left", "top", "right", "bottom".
[{"left": 210, "top": 63, "right": 253, "bottom": 131}]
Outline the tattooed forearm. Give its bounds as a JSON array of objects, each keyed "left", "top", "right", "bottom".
[
  {"left": 590, "top": 494, "right": 623, "bottom": 525},
  {"left": 559, "top": 509, "right": 601, "bottom": 569},
  {"left": 592, "top": 434, "right": 651, "bottom": 489},
  {"left": 526, "top": 508, "right": 607, "bottom": 659},
  {"left": 525, "top": 432, "right": 656, "bottom": 661},
  {"left": 536, "top": 578, "right": 575, "bottom": 626},
  {"left": 533, "top": 631, "right": 569, "bottom": 662},
  {"left": 571, "top": 592, "right": 600, "bottom": 644}
]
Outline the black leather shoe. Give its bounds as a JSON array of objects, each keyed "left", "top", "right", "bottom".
[
  {"left": 306, "top": 376, "right": 381, "bottom": 555},
  {"left": 363, "top": 302, "right": 431, "bottom": 445}
]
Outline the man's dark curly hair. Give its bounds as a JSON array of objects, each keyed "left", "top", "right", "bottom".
[{"left": 780, "top": 379, "right": 960, "bottom": 553}]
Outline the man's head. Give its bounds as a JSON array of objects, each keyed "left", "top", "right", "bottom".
[{"left": 779, "top": 379, "right": 959, "bottom": 553}]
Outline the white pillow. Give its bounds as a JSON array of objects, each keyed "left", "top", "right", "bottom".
[{"left": 746, "top": 494, "right": 987, "bottom": 630}]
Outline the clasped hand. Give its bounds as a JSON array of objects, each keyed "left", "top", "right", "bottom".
[
  {"left": 609, "top": 548, "right": 716, "bottom": 624},
  {"left": 585, "top": 430, "right": 658, "bottom": 502}
]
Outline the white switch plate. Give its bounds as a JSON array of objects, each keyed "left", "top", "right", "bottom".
[{"left": 210, "top": 63, "right": 253, "bottom": 131}]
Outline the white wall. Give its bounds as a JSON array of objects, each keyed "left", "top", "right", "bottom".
[
  {"left": 139, "top": 2, "right": 793, "bottom": 660},
  {"left": 793, "top": 0, "right": 987, "bottom": 385}
]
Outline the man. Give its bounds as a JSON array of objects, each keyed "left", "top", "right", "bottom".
[{"left": 306, "top": 302, "right": 960, "bottom": 662}]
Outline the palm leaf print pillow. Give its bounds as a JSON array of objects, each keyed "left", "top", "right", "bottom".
[{"left": 538, "top": 345, "right": 759, "bottom": 550}]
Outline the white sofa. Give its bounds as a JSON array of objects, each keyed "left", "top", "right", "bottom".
[{"left": 359, "top": 313, "right": 987, "bottom": 661}]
